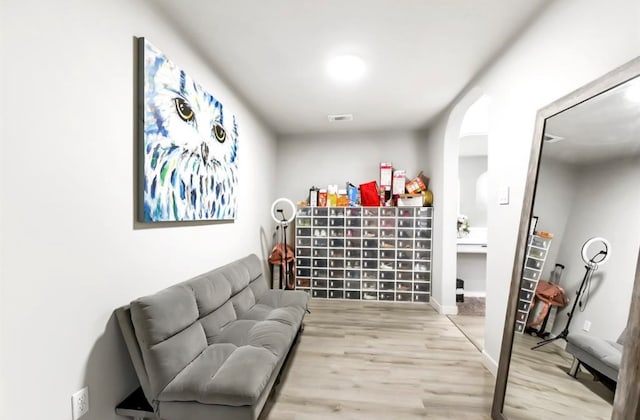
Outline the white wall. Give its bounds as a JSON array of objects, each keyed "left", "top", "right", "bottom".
[
  {"left": 550, "top": 157, "right": 640, "bottom": 340},
  {"left": 420, "top": 90, "right": 485, "bottom": 315},
  {"left": 0, "top": 1, "right": 278, "bottom": 419},
  {"left": 457, "top": 254, "right": 487, "bottom": 294},
  {"left": 420, "top": 119, "right": 456, "bottom": 313},
  {"left": 429, "top": 0, "right": 640, "bottom": 370},
  {"left": 275, "top": 131, "right": 424, "bottom": 203},
  {"left": 457, "top": 155, "right": 489, "bottom": 297},
  {"left": 458, "top": 156, "right": 488, "bottom": 227},
  {"left": 0, "top": 6, "right": 5, "bottom": 405},
  {"left": 532, "top": 158, "right": 579, "bottom": 280}
]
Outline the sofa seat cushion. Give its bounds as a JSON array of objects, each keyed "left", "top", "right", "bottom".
[
  {"left": 216, "top": 318, "right": 295, "bottom": 358},
  {"left": 160, "top": 344, "right": 277, "bottom": 406},
  {"left": 241, "top": 304, "right": 304, "bottom": 328},
  {"left": 265, "top": 306, "right": 305, "bottom": 328},
  {"left": 247, "top": 320, "right": 295, "bottom": 358},
  {"left": 240, "top": 304, "right": 271, "bottom": 321},
  {"left": 567, "top": 333, "right": 623, "bottom": 371},
  {"left": 216, "top": 320, "right": 257, "bottom": 347}
]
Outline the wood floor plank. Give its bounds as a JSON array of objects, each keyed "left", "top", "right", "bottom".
[
  {"left": 503, "top": 333, "right": 613, "bottom": 419},
  {"left": 261, "top": 299, "right": 494, "bottom": 419},
  {"left": 447, "top": 315, "right": 485, "bottom": 351},
  {"left": 261, "top": 299, "right": 617, "bottom": 419}
]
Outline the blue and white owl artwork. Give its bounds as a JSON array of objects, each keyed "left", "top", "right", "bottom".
[{"left": 140, "top": 38, "right": 239, "bottom": 222}]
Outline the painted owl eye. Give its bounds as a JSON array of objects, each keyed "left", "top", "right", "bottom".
[
  {"left": 213, "top": 123, "right": 226, "bottom": 143},
  {"left": 174, "top": 98, "right": 194, "bottom": 122}
]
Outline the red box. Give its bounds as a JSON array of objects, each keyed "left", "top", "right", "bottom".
[{"left": 359, "top": 181, "right": 381, "bottom": 207}]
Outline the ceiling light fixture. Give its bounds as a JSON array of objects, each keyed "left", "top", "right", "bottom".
[{"left": 327, "top": 54, "right": 366, "bottom": 82}]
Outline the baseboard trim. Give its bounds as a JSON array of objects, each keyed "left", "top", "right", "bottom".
[
  {"left": 463, "top": 291, "right": 486, "bottom": 298},
  {"left": 482, "top": 349, "right": 498, "bottom": 377},
  {"left": 430, "top": 296, "right": 458, "bottom": 315}
]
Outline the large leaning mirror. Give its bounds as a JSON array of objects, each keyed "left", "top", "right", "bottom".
[{"left": 492, "top": 56, "right": 640, "bottom": 420}]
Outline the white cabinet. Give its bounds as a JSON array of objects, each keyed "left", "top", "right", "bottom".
[
  {"left": 295, "top": 206, "right": 433, "bottom": 304},
  {"left": 515, "top": 234, "right": 552, "bottom": 334}
]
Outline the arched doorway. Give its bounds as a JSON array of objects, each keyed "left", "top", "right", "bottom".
[{"left": 450, "top": 94, "right": 490, "bottom": 351}]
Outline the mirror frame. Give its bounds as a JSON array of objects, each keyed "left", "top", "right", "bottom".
[{"left": 491, "top": 56, "right": 640, "bottom": 420}]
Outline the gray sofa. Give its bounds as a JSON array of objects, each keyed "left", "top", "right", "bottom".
[
  {"left": 115, "top": 254, "right": 309, "bottom": 420},
  {"left": 566, "top": 329, "right": 626, "bottom": 383}
]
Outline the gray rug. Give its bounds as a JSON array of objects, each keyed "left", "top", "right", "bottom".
[{"left": 456, "top": 297, "right": 485, "bottom": 316}]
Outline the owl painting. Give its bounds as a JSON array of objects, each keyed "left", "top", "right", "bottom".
[{"left": 140, "top": 38, "right": 239, "bottom": 222}]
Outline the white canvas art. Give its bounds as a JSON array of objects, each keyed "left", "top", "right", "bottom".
[{"left": 140, "top": 38, "right": 239, "bottom": 222}]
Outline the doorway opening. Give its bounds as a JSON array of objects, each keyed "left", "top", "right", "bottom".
[{"left": 448, "top": 94, "right": 490, "bottom": 352}]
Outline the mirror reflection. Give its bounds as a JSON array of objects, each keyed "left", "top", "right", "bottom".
[{"left": 503, "top": 76, "right": 640, "bottom": 418}]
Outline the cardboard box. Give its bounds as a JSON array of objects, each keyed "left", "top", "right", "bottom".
[
  {"left": 406, "top": 171, "right": 429, "bottom": 194},
  {"left": 380, "top": 162, "right": 393, "bottom": 189},
  {"left": 392, "top": 170, "right": 406, "bottom": 195}
]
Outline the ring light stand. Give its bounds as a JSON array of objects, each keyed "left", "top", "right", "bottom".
[
  {"left": 532, "top": 237, "right": 610, "bottom": 350},
  {"left": 270, "top": 198, "right": 296, "bottom": 289}
]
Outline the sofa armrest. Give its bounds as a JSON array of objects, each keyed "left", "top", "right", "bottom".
[
  {"left": 566, "top": 333, "right": 622, "bottom": 382},
  {"left": 115, "top": 306, "right": 155, "bottom": 406}
]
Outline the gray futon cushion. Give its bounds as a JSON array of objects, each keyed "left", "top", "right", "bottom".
[{"left": 127, "top": 254, "right": 308, "bottom": 409}]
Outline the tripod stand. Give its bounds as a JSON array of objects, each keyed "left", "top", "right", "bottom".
[
  {"left": 531, "top": 237, "right": 609, "bottom": 351},
  {"left": 531, "top": 264, "right": 594, "bottom": 350},
  {"left": 524, "top": 263, "right": 565, "bottom": 338},
  {"left": 269, "top": 197, "right": 296, "bottom": 290},
  {"left": 276, "top": 209, "right": 290, "bottom": 289}
]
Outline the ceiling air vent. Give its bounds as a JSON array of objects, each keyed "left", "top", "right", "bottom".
[
  {"left": 328, "top": 114, "right": 353, "bottom": 122},
  {"left": 544, "top": 133, "right": 564, "bottom": 143}
]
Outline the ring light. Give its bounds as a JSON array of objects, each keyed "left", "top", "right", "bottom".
[
  {"left": 532, "top": 236, "right": 611, "bottom": 351},
  {"left": 581, "top": 237, "right": 611, "bottom": 267},
  {"left": 270, "top": 197, "right": 296, "bottom": 224},
  {"left": 270, "top": 197, "right": 296, "bottom": 290}
]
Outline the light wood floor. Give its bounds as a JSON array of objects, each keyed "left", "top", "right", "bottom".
[
  {"left": 447, "top": 315, "right": 485, "bottom": 351},
  {"left": 503, "top": 333, "right": 614, "bottom": 419},
  {"left": 261, "top": 299, "right": 495, "bottom": 419}
]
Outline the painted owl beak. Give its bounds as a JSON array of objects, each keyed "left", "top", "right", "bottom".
[{"left": 200, "top": 142, "right": 209, "bottom": 163}]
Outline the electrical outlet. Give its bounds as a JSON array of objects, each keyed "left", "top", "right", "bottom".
[
  {"left": 583, "top": 320, "right": 592, "bottom": 332},
  {"left": 72, "top": 387, "right": 89, "bottom": 420}
]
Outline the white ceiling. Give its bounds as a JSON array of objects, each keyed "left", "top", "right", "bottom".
[
  {"left": 150, "top": 0, "right": 550, "bottom": 136},
  {"left": 544, "top": 76, "right": 640, "bottom": 165}
]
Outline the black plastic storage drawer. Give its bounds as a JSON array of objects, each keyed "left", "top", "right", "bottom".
[
  {"left": 414, "top": 282, "right": 430, "bottom": 293},
  {"left": 344, "top": 290, "right": 361, "bottom": 300},
  {"left": 344, "top": 280, "right": 361, "bottom": 290},
  {"left": 312, "top": 289, "right": 328, "bottom": 298},
  {"left": 312, "top": 258, "right": 327, "bottom": 268},
  {"left": 328, "top": 280, "right": 344, "bottom": 289},
  {"left": 413, "top": 293, "right": 429, "bottom": 303},
  {"left": 329, "top": 259, "right": 345, "bottom": 268},
  {"left": 297, "top": 247, "right": 311, "bottom": 257},
  {"left": 379, "top": 281, "right": 395, "bottom": 290},
  {"left": 296, "top": 258, "right": 311, "bottom": 267},
  {"left": 362, "top": 249, "right": 379, "bottom": 259},
  {"left": 328, "top": 290, "right": 344, "bottom": 299},
  {"left": 379, "top": 292, "right": 395, "bottom": 301},
  {"left": 313, "top": 248, "right": 327, "bottom": 257},
  {"left": 312, "top": 279, "right": 327, "bottom": 288}
]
